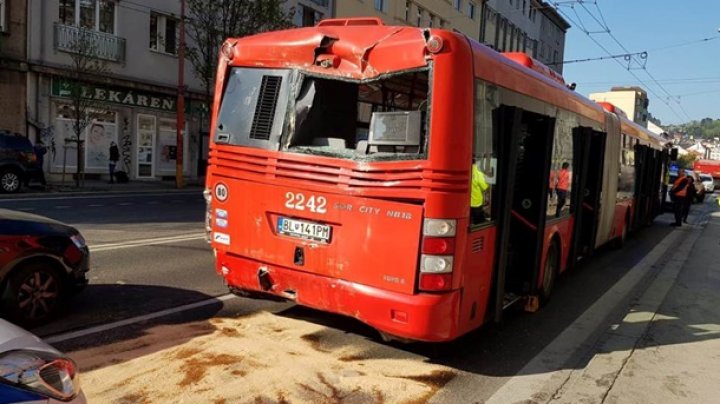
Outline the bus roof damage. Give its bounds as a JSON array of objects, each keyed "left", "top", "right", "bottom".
[{"left": 223, "top": 24, "right": 431, "bottom": 80}]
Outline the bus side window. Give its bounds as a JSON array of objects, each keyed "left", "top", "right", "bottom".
[{"left": 471, "top": 80, "right": 499, "bottom": 225}]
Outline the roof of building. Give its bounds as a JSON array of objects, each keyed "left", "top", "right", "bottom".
[{"left": 537, "top": 1, "right": 571, "bottom": 31}]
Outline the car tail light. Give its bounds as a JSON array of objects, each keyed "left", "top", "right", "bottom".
[
  {"left": 419, "top": 219, "right": 456, "bottom": 292},
  {"left": 0, "top": 350, "right": 81, "bottom": 401}
]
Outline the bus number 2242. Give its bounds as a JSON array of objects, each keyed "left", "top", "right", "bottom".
[{"left": 285, "top": 192, "right": 328, "bottom": 214}]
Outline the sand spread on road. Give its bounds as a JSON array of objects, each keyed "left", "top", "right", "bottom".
[{"left": 69, "top": 311, "right": 456, "bottom": 403}]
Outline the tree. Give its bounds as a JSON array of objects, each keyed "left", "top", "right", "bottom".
[
  {"left": 186, "top": 0, "right": 294, "bottom": 101},
  {"left": 677, "top": 151, "right": 700, "bottom": 169},
  {"left": 63, "top": 33, "right": 110, "bottom": 187}
]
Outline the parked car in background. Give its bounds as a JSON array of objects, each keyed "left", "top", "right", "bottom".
[
  {"left": 698, "top": 173, "right": 714, "bottom": 193},
  {"left": 0, "top": 209, "right": 89, "bottom": 327},
  {"left": 0, "top": 131, "right": 43, "bottom": 193},
  {"left": 0, "top": 318, "right": 86, "bottom": 403}
]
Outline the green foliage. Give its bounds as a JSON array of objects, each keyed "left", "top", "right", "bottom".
[
  {"left": 666, "top": 117, "right": 720, "bottom": 140},
  {"left": 185, "top": 0, "right": 295, "bottom": 99},
  {"left": 677, "top": 152, "right": 699, "bottom": 169}
]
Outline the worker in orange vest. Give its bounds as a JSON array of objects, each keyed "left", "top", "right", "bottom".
[
  {"left": 555, "top": 162, "right": 570, "bottom": 217},
  {"left": 670, "top": 168, "right": 689, "bottom": 226}
]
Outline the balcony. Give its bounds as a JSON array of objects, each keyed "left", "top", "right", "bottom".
[{"left": 54, "top": 23, "right": 126, "bottom": 63}]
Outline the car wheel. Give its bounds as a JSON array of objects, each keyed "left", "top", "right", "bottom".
[
  {"left": 540, "top": 241, "right": 559, "bottom": 305},
  {"left": 1, "top": 262, "right": 64, "bottom": 327},
  {"left": 0, "top": 168, "right": 22, "bottom": 193}
]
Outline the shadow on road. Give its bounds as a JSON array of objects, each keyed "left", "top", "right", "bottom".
[{"left": 274, "top": 217, "right": 712, "bottom": 379}]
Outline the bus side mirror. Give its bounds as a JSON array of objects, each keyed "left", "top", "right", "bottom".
[{"left": 670, "top": 148, "right": 678, "bottom": 161}]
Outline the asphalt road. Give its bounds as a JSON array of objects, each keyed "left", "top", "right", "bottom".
[
  {"left": 0, "top": 191, "right": 225, "bottom": 337},
  {"left": 1, "top": 190, "right": 704, "bottom": 402}
]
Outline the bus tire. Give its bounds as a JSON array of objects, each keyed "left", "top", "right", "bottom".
[{"left": 540, "top": 240, "right": 559, "bottom": 305}]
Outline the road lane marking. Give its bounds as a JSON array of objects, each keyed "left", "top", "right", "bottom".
[
  {"left": 117, "top": 202, "right": 134, "bottom": 206},
  {"left": 90, "top": 234, "right": 207, "bottom": 252},
  {"left": 88, "top": 204, "right": 104, "bottom": 207},
  {"left": 0, "top": 191, "right": 200, "bottom": 203},
  {"left": 44, "top": 294, "right": 237, "bottom": 344}
]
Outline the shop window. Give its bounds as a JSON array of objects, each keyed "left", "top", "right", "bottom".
[
  {"left": 137, "top": 115, "right": 156, "bottom": 178},
  {"left": 150, "top": 12, "right": 179, "bottom": 55},
  {"left": 53, "top": 106, "right": 117, "bottom": 173},
  {"left": 58, "top": 0, "right": 116, "bottom": 34}
]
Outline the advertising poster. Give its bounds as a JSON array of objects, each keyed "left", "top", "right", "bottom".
[
  {"left": 158, "top": 130, "right": 177, "bottom": 173},
  {"left": 85, "top": 122, "right": 118, "bottom": 170}
]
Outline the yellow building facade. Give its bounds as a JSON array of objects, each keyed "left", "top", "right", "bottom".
[{"left": 334, "top": 0, "right": 482, "bottom": 40}]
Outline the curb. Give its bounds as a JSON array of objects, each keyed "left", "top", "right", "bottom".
[{"left": 546, "top": 203, "right": 713, "bottom": 403}]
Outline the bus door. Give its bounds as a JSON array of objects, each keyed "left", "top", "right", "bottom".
[
  {"left": 492, "top": 107, "right": 555, "bottom": 320},
  {"left": 570, "top": 128, "right": 606, "bottom": 264},
  {"left": 634, "top": 145, "right": 656, "bottom": 227}
]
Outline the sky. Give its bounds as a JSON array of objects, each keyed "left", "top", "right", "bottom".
[{"left": 559, "top": 0, "right": 720, "bottom": 126}]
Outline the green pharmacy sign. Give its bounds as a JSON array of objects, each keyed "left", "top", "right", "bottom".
[{"left": 51, "top": 78, "right": 177, "bottom": 112}]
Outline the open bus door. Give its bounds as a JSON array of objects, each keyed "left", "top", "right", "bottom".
[
  {"left": 493, "top": 107, "right": 555, "bottom": 321},
  {"left": 570, "top": 128, "right": 606, "bottom": 264}
]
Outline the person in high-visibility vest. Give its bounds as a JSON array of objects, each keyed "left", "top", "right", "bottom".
[
  {"left": 471, "top": 161, "right": 489, "bottom": 224},
  {"left": 555, "top": 162, "right": 571, "bottom": 217},
  {"left": 670, "top": 168, "right": 689, "bottom": 226}
]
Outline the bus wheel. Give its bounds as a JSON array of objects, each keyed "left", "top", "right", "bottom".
[{"left": 540, "top": 241, "right": 559, "bottom": 305}]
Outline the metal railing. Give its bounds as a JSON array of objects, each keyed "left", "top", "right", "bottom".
[{"left": 54, "top": 23, "right": 126, "bottom": 63}]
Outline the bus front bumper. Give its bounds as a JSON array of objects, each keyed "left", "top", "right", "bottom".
[{"left": 217, "top": 252, "right": 462, "bottom": 342}]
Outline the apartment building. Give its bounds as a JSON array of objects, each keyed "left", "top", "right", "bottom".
[
  {"left": 480, "top": 0, "right": 570, "bottom": 73},
  {"left": 335, "top": 0, "right": 482, "bottom": 39},
  {"left": 589, "top": 87, "right": 650, "bottom": 128},
  {"left": 16, "top": 0, "right": 208, "bottom": 182},
  {"left": 0, "top": 0, "right": 28, "bottom": 135}
]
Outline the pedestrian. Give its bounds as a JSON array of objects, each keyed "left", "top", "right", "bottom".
[
  {"left": 683, "top": 176, "right": 696, "bottom": 223},
  {"left": 471, "top": 159, "right": 489, "bottom": 224},
  {"left": 669, "top": 168, "right": 689, "bottom": 226},
  {"left": 108, "top": 141, "right": 120, "bottom": 184},
  {"left": 33, "top": 140, "right": 47, "bottom": 189},
  {"left": 555, "top": 162, "right": 570, "bottom": 217}
]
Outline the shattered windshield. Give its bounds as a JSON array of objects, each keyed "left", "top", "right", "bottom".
[{"left": 216, "top": 67, "right": 431, "bottom": 161}]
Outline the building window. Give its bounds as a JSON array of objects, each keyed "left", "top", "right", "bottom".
[
  {"left": 150, "top": 12, "right": 179, "bottom": 55},
  {"left": 454, "top": 0, "right": 462, "bottom": 11},
  {"left": 0, "top": 0, "right": 6, "bottom": 32},
  {"left": 300, "top": 6, "right": 322, "bottom": 27},
  {"left": 59, "top": 0, "right": 116, "bottom": 34},
  {"left": 468, "top": 2, "right": 476, "bottom": 19},
  {"left": 405, "top": 1, "right": 410, "bottom": 21},
  {"left": 523, "top": 0, "right": 527, "bottom": 15},
  {"left": 428, "top": 14, "right": 434, "bottom": 27},
  {"left": 374, "top": 0, "right": 385, "bottom": 12},
  {"left": 416, "top": 7, "right": 423, "bottom": 27}
]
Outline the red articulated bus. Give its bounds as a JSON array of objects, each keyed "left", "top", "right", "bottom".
[{"left": 205, "top": 18, "right": 669, "bottom": 342}]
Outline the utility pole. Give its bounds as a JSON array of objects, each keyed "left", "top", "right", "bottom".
[{"left": 176, "top": 0, "right": 186, "bottom": 189}]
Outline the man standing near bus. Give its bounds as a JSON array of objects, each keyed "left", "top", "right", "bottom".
[
  {"left": 670, "top": 168, "right": 689, "bottom": 226},
  {"left": 555, "top": 162, "right": 570, "bottom": 217},
  {"left": 471, "top": 160, "right": 489, "bottom": 224}
]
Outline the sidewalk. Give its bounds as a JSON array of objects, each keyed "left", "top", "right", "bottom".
[
  {"left": 2, "top": 179, "right": 204, "bottom": 199},
  {"left": 550, "top": 199, "right": 720, "bottom": 403}
]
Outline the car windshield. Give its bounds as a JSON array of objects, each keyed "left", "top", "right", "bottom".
[{"left": 700, "top": 175, "right": 712, "bottom": 181}]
